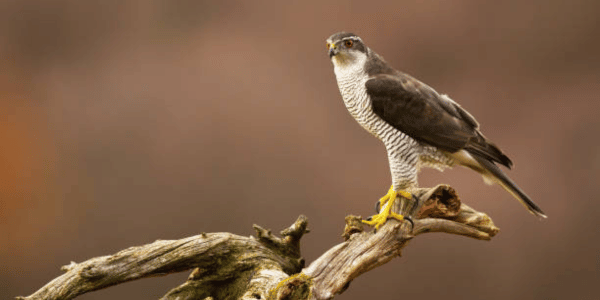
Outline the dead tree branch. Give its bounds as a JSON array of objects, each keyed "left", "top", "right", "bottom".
[{"left": 18, "top": 184, "right": 498, "bottom": 300}]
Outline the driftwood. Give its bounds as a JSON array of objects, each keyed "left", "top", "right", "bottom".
[{"left": 17, "top": 184, "right": 499, "bottom": 300}]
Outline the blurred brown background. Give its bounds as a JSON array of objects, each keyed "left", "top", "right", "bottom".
[{"left": 1, "top": 0, "right": 599, "bottom": 299}]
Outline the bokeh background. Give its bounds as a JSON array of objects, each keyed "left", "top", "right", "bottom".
[{"left": 2, "top": 1, "right": 599, "bottom": 299}]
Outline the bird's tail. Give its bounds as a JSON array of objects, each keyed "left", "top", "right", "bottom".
[{"left": 470, "top": 154, "right": 547, "bottom": 219}]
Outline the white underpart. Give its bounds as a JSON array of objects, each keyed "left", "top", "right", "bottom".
[
  {"left": 451, "top": 149, "right": 495, "bottom": 185},
  {"left": 332, "top": 51, "right": 454, "bottom": 191}
]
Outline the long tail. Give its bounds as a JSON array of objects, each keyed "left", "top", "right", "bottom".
[{"left": 471, "top": 154, "right": 547, "bottom": 218}]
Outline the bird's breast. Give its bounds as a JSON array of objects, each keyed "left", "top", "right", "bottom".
[{"left": 336, "top": 74, "right": 385, "bottom": 137}]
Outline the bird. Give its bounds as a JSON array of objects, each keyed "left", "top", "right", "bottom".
[{"left": 326, "top": 32, "right": 546, "bottom": 229}]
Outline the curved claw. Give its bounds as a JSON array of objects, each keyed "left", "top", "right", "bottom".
[
  {"left": 409, "top": 194, "right": 420, "bottom": 215},
  {"left": 375, "top": 200, "right": 381, "bottom": 213},
  {"left": 404, "top": 216, "right": 414, "bottom": 232}
]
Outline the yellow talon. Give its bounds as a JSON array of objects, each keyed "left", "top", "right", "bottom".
[{"left": 363, "top": 186, "right": 412, "bottom": 229}]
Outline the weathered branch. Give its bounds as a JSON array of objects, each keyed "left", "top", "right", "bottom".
[
  {"left": 18, "top": 217, "right": 308, "bottom": 300},
  {"left": 296, "top": 185, "right": 498, "bottom": 299},
  {"left": 18, "top": 185, "right": 498, "bottom": 300}
]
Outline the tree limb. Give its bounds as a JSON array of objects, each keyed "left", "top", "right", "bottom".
[{"left": 18, "top": 185, "right": 499, "bottom": 300}]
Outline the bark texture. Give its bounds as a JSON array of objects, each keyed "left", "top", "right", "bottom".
[{"left": 18, "top": 184, "right": 498, "bottom": 300}]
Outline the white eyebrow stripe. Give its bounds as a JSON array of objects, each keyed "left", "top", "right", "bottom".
[
  {"left": 341, "top": 36, "right": 362, "bottom": 42},
  {"left": 326, "top": 36, "right": 362, "bottom": 44}
]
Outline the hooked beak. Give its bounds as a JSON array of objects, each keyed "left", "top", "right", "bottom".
[{"left": 328, "top": 43, "right": 338, "bottom": 58}]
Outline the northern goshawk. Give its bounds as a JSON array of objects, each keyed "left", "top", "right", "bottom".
[{"left": 326, "top": 32, "right": 546, "bottom": 228}]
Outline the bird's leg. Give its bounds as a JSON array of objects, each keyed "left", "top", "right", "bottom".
[{"left": 363, "top": 186, "right": 412, "bottom": 230}]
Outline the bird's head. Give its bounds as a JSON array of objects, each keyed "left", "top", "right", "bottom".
[{"left": 326, "top": 32, "right": 368, "bottom": 69}]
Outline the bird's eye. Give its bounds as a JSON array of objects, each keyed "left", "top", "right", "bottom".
[{"left": 345, "top": 40, "right": 354, "bottom": 48}]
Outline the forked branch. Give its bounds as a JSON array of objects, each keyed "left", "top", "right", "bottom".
[{"left": 18, "top": 184, "right": 498, "bottom": 300}]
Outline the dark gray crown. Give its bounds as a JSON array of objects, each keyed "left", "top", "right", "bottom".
[{"left": 327, "top": 32, "right": 367, "bottom": 53}]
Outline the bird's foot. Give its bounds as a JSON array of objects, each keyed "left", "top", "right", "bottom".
[{"left": 363, "top": 186, "right": 412, "bottom": 230}]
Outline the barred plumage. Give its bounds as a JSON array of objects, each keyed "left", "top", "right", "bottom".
[
  {"left": 326, "top": 31, "right": 546, "bottom": 219},
  {"left": 334, "top": 61, "right": 454, "bottom": 190}
]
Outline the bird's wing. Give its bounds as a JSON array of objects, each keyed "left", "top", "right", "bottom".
[{"left": 366, "top": 73, "right": 512, "bottom": 168}]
